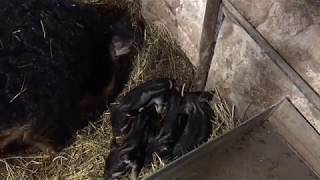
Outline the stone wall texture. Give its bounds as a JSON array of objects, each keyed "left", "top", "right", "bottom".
[
  {"left": 141, "top": 0, "right": 320, "bottom": 132},
  {"left": 206, "top": 0, "right": 320, "bottom": 132},
  {"left": 141, "top": 0, "right": 207, "bottom": 67}
]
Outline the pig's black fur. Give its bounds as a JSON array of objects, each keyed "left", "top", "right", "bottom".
[
  {"left": 0, "top": 0, "right": 139, "bottom": 153},
  {"left": 172, "top": 92, "right": 213, "bottom": 156},
  {"left": 105, "top": 80, "right": 214, "bottom": 179},
  {"left": 110, "top": 79, "right": 176, "bottom": 136}
]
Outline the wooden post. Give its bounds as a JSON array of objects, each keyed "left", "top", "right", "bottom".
[{"left": 194, "top": 0, "right": 223, "bottom": 91}]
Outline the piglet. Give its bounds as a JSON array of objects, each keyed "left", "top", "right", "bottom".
[{"left": 111, "top": 79, "right": 176, "bottom": 136}]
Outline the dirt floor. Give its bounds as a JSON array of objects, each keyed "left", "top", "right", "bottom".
[{"left": 0, "top": 0, "right": 236, "bottom": 179}]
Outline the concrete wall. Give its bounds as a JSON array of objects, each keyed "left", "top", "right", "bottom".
[
  {"left": 141, "top": 0, "right": 320, "bottom": 132},
  {"left": 141, "top": 0, "right": 207, "bottom": 67},
  {"left": 206, "top": 0, "right": 320, "bottom": 132}
]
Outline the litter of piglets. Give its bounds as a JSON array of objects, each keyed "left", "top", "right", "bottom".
[{"left": 105, "top": 79, "right": 214, "bottom": 179}]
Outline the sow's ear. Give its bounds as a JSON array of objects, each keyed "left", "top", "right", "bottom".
[
  {"left": 111, "top": 35, "right": 133, "bottom": 58},
  {"left": 109, "top": 20, "right": 134, "bottom": 59}
]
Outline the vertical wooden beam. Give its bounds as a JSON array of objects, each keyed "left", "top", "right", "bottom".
[{"left": 194, "top": 0, "right": 223, "bottom": 90}]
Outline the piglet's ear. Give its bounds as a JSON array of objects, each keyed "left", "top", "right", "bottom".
[
  {"left": 199, "top": 91, "right": 214, "bottom": 102},
  {"left": 110, "top": 138, "right": 119, "bottom": 149}
]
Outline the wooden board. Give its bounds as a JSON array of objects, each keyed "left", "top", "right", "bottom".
[
  {"left": 269, "top": 98, "right": 320, "bottom": 176},
  {"left": 145, "top": 105, "right": 276, "bottom": 179},
  {"left": 145, "top": 101, "right": 320, "bottom": 180}
]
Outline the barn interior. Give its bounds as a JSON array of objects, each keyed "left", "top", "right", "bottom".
[{"left": 0, "top": 0, "right": 320, "bottom": 179}]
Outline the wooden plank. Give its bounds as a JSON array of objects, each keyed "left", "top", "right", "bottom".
[
  {"left": 152, "top": 121, "right": 319, "bottom": 180},
  {"left": 145, "top": 104, "right": 278, "bottom": 180},
  {"left": 222, "top": 0, "right": 320, "bottom": 112},
  {"left": 194, "top": 0, "right": 223, "bottom": 90},
  {"left": 269, "top": 98, "right": 320, "bottom": 176}
]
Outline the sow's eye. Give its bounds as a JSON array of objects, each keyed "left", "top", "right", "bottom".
[{"left": 0, "top": 73, "right": 7, "bottom": 90}]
